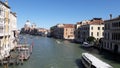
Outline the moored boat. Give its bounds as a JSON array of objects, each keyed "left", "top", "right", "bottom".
[
  {"left": 56, "top": 40, "right": 61, "bottom": 44},
  {"left": 81, "top": 42, "right": 93, "bottom": 48},
  {"left": 81, "top": 53, "right": 113, "bottom": 68}
]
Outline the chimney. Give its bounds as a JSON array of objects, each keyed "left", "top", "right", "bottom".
[
  {"left": 13, "top": 12, "right": 17, "bottom": 17},
  {"left": 110, "top": 14, "right": 112, "bottom": 19}
]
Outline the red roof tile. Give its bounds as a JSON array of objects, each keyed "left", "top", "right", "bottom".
[{"left": 64, "top": 24, "right": 75, "bottom": 28}]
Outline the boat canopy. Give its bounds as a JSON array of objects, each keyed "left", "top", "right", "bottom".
[{"left": 82, "top": 53, "right": 113, "bottom": 68}]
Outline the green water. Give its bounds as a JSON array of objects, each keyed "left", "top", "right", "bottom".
[{"left": 0, "top": 35, "right": 120, "bottom": 68}]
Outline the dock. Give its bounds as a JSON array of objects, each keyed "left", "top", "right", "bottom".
[
  {"left": 0, "top": 44, "right": 33, "bottom": 66},
  {"left": 17, "top": 44, "right": 33, "bottom": 63},
  {"left": 18, "top": 45, "right": 30, "bottom": 60}
]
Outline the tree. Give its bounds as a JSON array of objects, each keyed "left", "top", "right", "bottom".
[
  {"left": 99, "top": 38, "right": 103, "bottom": 44},
  {"left": 87, "top": 36, "right": 96, "bottom": 43}
]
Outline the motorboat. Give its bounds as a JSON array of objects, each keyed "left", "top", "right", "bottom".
[
  {"left": 56, "top": 40, "right": 61, "bottom": 44},
  {"left": 81, "top": 42, "right": 93, "bottom": 47},
  {"left": 81, "top": 53, "right": 113, "bottom": 68}
]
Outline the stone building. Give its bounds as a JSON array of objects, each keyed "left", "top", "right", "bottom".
[{"left": 102, "top": 16, "right": 120, "bottom": 54}]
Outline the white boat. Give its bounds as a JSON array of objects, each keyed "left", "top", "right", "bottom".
[
  {"left": 56, "top": 40, "right": 60, "bottom": 44},
  {"left": 81, "top": 53, "right": 113, "bottom": 68},
  {"left": 81, "top": 42, "right": 93, "bottom": 47}
]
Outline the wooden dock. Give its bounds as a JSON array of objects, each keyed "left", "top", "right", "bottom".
[{"left": 17, "top": 44, "right": 32, "bottom": 61}]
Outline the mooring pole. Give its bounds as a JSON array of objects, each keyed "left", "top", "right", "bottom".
[
  {"left": 3, "top": 63, "right": 8, "bottom": 68},
  {"left": 3, "top": 58, "right": 8, "bottom": 68}
]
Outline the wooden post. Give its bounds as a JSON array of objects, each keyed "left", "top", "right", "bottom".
[
  {"left": 3, "top": 63, "right": 8, "bottom": 68},
  {"left": 21, "top": 58, "right": 23, "bottom": 65},
  {"left": 3, "top": 59, "right": 8, "bottom": 68},
  {"left": 20, "top": 52, "right": 23, "bottom": 65}
]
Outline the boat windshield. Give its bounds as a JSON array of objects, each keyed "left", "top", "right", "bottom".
[{"left": 83, "top": 42, "right": 88, "bottom": 45}]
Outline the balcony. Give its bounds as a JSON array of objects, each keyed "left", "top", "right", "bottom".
[{"left": 111, "top": 22, "right": 120, "bottom": 30}]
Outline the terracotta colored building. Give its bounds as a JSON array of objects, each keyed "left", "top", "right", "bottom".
[
  {"left": 64, "top": 24, "right": 75, "bottom": 40},
  {"left": 50, "top": 24, "right": 75, "bottom": 40}
]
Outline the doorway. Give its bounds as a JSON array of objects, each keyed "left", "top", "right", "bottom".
[{"left": 114, "top": 44, "right": 118, "bottom": 54}]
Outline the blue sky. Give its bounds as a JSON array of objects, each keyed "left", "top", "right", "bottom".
[{"left": 8, "top": 0, "right": 120, "bottom": 29}]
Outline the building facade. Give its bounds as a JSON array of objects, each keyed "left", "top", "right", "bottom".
[
  {"left": 9, "top": 12, "right": 17, "bottom": 50},
  {"left": 50, "top": 24, "right": 75, "bottom": 40},
  {"left": 77, "top": 18, "right": 104, "bottom": 43},
  {"left": 0, "top": 1, "right": 17, "bottom": 60},
  {"left": 74, "top": 20, "right": 90, "bottom": 43},
  {"left": 0, "top": 1, "right": 11, "bottom": 60},
  {"left": 37, "top": 28, "right": 48, "bottom": 36},
  {"left": 64, "top": 24, "right": 75, "bottom": 40},
  {"left": 102, "top": 16, "right": 120, "bottom": 54},
  {"left": 50, "top": 24, "right": 64, "bottom": 39}
]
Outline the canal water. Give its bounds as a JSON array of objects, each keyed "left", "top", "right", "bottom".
[{"left": 0, "top": 35, "right": 120, "bottom": 68}]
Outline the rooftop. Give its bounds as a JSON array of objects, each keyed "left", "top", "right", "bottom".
[
  {"left": 89, "top": 18, "right": 104, "bottom": 25},
  {"left": 0, "top": 0, "right": 10, "bottom": 9},
  {"left": 64, "top": 24, "right": 74, "bottom": 28},
  {"left": 105, "top": 16, "right": 120, "bottom": 22}
]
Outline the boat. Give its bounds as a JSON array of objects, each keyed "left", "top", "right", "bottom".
[
  {"left": 81, "top": 53, "right": 113, "bottom": 68},
  {"left": 81, "top": 42, "right": 93, "bottom": 47},
  {"left": 56, "top": 40, "right": 61, "bottom": 44}
]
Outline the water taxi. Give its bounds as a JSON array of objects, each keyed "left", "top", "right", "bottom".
[{"left": 81, "top": 53, "right": 113, "bottom": 68}]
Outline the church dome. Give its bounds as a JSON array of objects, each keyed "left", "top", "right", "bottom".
[{"left": 25, "top": 20, "right": 31, "bottom": 27}]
